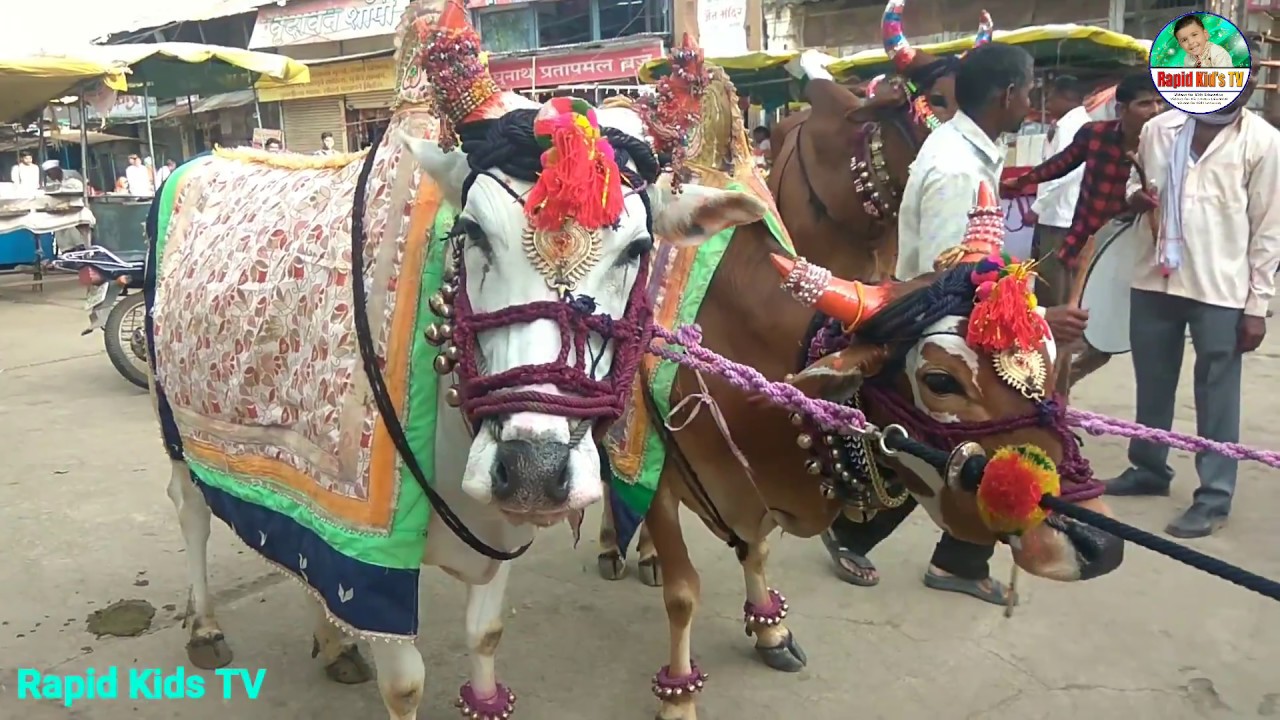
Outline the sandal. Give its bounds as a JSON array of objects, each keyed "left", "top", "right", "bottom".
[
  {"left": 923, "top": 569, "right": 1019, "bottom": 607},
  {"left": 821, "top": 530, "right": 879, "bottom": 587}
]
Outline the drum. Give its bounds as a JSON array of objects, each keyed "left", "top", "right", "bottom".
[{"left": 1080, "top": 218, "right": 1138, "bottom": 355}]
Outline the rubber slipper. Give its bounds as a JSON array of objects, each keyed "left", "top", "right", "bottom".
[
  {"left": 923, "top": 570, "right": 1018, "bottom": 607},
  {"left": 821, "top": 531, "right": 879, "bottom": 587}
]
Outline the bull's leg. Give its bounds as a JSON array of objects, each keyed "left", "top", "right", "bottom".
[
  {"left": 455, "top": 562, "right": 517, "bottom": 720},
  {"left": 636, "top": 521, "right": 662, "bottom": 587},
  {"left": 597, "top": 484, "right": 627, "bottom": 580},
  {"left": 647, "top": 485, "right": 706, "bottom": 720},
  {"left": 166, "top": 460, "right": 233, "bottom": 669},
  {"left": 369, "top": 641, "right": 425, "bottom": 720},
  {"left": 741, "top": 538, "right": 807, "bottom": 672},
  {"left": 310, "top": 600, "right": 373, "bottom": 684}
]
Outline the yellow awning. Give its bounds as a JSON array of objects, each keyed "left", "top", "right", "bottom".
[
  {"left": 638, "top": 50, "right": 800, "bottom": 84},
  {"left": 0, "top": 43, "right": 309, "bottom": 123},
  {"left": 828, "top": 24, "right": 1151, "bottom": 78}
]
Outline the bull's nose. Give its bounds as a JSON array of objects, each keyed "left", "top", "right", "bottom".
[
  {"left": 492, "top": 439, "right": 571, "bottom": 506},
  {"left": 1051, "top": 515, "right": 1125, "bottom": 580}
]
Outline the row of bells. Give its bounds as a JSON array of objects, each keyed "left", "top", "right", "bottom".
[
  {"left": 425, "top": 263, "right": 464, "bottom": 408},
  {"left": 790, "top": 411, "right": 858, "bottom": 502}
]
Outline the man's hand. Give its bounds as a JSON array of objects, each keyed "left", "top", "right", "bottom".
[
  {"left": 1127, "top": 186, "right": 1159, "bottom": 213},
  {"left": 1022, "top": 208, "right": 1039, "bottom": 227},
  {"left": 1237, "top": 315, "right": 1267, "bottom": 353},
  {"left": 1000, "top": 178, "right": 1020, "bottom": 198},
  {"left": 1045, "top": 306, "right": 1089, "bottom": 346}
]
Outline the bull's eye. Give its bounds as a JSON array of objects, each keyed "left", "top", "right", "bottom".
[
  {"left": 922, "top": 371, "right": 965, "bottom": 397},
  {"left": 928, "top": 94, "right": 948, "bottom": 108},
  {"left": 618, "top": 236, "right": 654, "bottom": 265}
]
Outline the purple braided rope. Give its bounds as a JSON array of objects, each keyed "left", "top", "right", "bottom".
[
  {"left": 648, "top": 325, "right": 869, "bottom": 431},
  {"left": 1068, "top": 408, "right": 1280, "bottom": 469}
]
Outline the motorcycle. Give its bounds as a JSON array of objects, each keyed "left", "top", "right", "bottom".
[{"left": 53, "top": 246, "right": 149, "bottom": 389}]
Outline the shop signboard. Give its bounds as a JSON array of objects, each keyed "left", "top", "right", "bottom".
[
  {"left": 257, "top": 57, "right": 398, "bottom": 102},
  {"left": 488, "top": 39, "right": 665, "bottom": 90},
  {"left": 250, "top": 0, "right": 412, "bottom": 49},
  {"left": 698, "top": 0, "right": 748, "bottom": 57}
]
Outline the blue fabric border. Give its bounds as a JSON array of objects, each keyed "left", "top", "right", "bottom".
[{"left": 189, "top": 467, "right": 420, "bottom": 638}]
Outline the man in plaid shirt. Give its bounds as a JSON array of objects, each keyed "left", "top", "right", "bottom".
[{"left": 1002, "top": 74, "right": 1163, "bottom": 292}]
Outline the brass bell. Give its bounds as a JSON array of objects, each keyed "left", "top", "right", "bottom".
[
  {"left": 823, "top": 434, "right": 836, "bottom": 446},
  {"left": 443, "top": 264, "right": 458, "bottom": 283},
  {"left": 433, "top": 355, "right": 455, "bottom": 375},
  {"left": 819, "top": 481, "right": 837, "bottom": 499},
  {"left": 429, "top": 293, "right": 452, "bottom": 318},
  {"left": 425, "top": 324, "right": 445, "bottom": 346},
  {"left": 443, "top": 344, "right": 461, "bottom": 362},
  {"left": 829, "top": 448, "right": 842, "bottom": 460},
  {"left": 438, "top": 322, "right": 454, "bottom": 340},
  {"left": 832, "top": 462, "right": 845, "bottom": 474},
  {"left": 804, "top": 459, "right": 822, "bottom": 475},
  {"left": 444, "top": 385, "right": 463, "bottom": 407},
  {"left": 789, "top": 413, "right": 804, "bottom": 428},
  {"left": 440, "top": 283, "right": 457, "bottom": 302},
  {"left": 796, "top": 434, "right": 813, "bottom": 449},
  {"left": 783, "top": 373, "right": 796, "bottom": 383}
]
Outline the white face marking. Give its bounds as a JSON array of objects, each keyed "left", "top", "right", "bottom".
[{"left": 904, "top": 315, "right": 977, "bottom": 423}]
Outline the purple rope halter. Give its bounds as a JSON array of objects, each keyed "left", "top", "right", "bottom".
[{"left": 448, "top": 240, "right": 654, "bottom": 423}]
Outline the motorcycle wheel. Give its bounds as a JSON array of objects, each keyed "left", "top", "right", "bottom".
[{"left": 104, "top": 292, "right": 150, "bottom": 390}]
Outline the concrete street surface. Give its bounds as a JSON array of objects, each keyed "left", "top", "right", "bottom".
[{"left": 2, "top": 279, "right": 1278, "bottom": 720}]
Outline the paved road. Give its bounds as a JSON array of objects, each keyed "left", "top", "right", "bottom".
[{"left": 2, "top": 280, "right": 1278, "bottom": 720}]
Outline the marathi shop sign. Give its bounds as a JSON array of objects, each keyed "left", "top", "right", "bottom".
[
  {"left": 250, "top": 0, "right": 412, "bottom": 49},
  {"left": 257, "top": 57, "right": 397, "bottom": 102},
  {"left": 488, "top": 39, "right": 665, "bottom": 90}
]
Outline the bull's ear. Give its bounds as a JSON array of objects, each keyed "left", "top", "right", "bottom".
[
  {"left": 398, "top": 132, "right": 470, "bottom": 208},
  {"left": 788, "top": 342, "right": 888, "bottom": 403},
  {"left": 648, "top": 181, "right": 766, "bottom": 247}
]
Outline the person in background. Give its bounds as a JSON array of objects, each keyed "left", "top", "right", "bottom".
[
  {"left": 10, "top": 150, "right": 39, "bottom": 188},
  {"left": 1022, "top": 76, "right": 1085, "bottom": 278},
  {"left": 155, "top": 159, "right": 176, "bottom": 188},
  {"left": 1003, "top": 73, "right": 1164, "bottom": 303},
  {"left": 41, "top": 160, "right": 84, "bottom": 189},
  {"left": 264, "top": 138, "right": 283, "bottom": 153},
  {"left": 316, "top": 132, "right": 338, "bottom": 156},
  {"left": 114, "top": 177, "right": 129, "bottom": 193},
  {"left": 751, "top": 126, "right": 772, "bottom": 172},
  {"left": 1106, "top": 46, "right": 1278, "bottom": 538},
  {"left": 125, "top": 154, "right": 154, "bottom": 196},
  {"left": 821, "top": 42, "right": 1088, "bottom": 606},
  {"left": 1175, "top": 14, "right": 1233, "bottom": 68}
]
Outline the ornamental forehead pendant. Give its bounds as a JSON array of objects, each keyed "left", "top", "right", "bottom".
[
  {"left": 993, "top": 349, "right": 1047, "bottom": 401},
  {"left": 522, "top": 219, "right": 602, "bottom": 292}
]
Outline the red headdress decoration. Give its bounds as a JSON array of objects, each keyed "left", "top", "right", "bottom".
[
  {"left": 412, "top": 0, "right": 501, "bottom": 149},
  {"left": 637, "top": 33, "right": 711, "bottom": 192},
  {"left": 526, "top": 97, "right": 625, "bottom": 232},
  {"left": 769, "top": 255, "right": 893, "bottom": 332},
  {"left": 965, "top": 254, "right": 1048, "bottom": 355}
]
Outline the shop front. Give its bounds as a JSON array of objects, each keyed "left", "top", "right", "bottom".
[
  {"left": 487, "top": 36, "right": 666, "bottom": 96},
  {"left": 257, "top": 55, "right": 397, "bottom": 153}
]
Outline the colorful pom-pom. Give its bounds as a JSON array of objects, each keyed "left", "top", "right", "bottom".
[
  {"left": 965, "top": 260, "right": 1047, "bottom": 354},
  {"left": 976, "top": 444, "right": 1061, "bottom": 536},
  {"left": 526, "top": 99, "right": 624, "bottom": 232}
]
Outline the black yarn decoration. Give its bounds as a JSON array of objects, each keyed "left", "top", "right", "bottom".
[
  {"left": 906, "top": 55, "right": 960, "bottom": 93},
  {"left": 855, "top": 264, "right": 977, "bottom": 351},
  {"left": 455, "top": 108, "right": 661, "bottom": 190}
]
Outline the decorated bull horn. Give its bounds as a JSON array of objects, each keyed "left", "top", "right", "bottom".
[
  {"left": 974, "top": 10, "right": 994, "bottom": 48},
  {"left": 411, "top": 0, "right": 502, "bottom": 146},
  {"left": 881, "top": 0, "right": 918, "bottom": 73},
  {"left": 639, "top": 33, "right": 710, "bottom": 191},
  {"left": 932, "top": 181, "right": 1006, "bottom": 271},
  {"left": 769, "top": 254, "right": 892, "bottom": 331}
]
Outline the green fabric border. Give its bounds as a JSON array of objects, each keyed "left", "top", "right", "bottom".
[{"left": 613, "top": 182, "right": 793, "bottom": 515}]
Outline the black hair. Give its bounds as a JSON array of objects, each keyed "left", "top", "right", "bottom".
[
  {"left": 906, "top": 55, "right": 960, "bottom": 92},
  {"left": 955, "top": 43, "right": 1034, "bottom": 115},
  {"left": 1049, "top": 75, "right": 1082, "bottom": 98},
  {"left": 1115, "top": 73, "right": 1157, "bottom": 104},
  {"left": 752, "top": 125, "right": 769, "bottom": 137},
  {"left": 321, "top": 131, "right": 333, "bottom": 140},
  {"left": 1174, "top": 14, "right": 1206, "bottom": 36},
  {"left": 264, "top": 138, "right": 281, "bottom": 147}
]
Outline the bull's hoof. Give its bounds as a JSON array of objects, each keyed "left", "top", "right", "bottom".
[
  {"left": 186, "top": 633, "right": 233, "bottom": 670},
  {"left": 754, "top": 630, "right": 807, "bottom": 672},
  {"left": 324, "top": 644, "right": 373, "bottom": 685},
  {"left": 638, "top": 557, "right": 663, "bottom": 587},
  {"left": 597, "top": 550, "right": 627, "bottom": 581}
]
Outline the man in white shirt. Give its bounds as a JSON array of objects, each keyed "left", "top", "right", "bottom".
[
  {"left": 1108, "top": 46, "right": 1279, "bottom": 538},
  {"left": 155, "top": 159, "right": 176, "bottom": 188},
  {"left": 832, "top": 43, "right": 1089, "bottom": 607},
  {"left": 10, "top": 151, "right": 39, "bottom": 188},
  {"left": 1027, "top": 76, "right": 1086, "bottom": 304},
  {"left": 125, "top": 154, "right": 154, "bottom": 196}
]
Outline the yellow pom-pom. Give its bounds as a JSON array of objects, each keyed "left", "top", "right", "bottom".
[{"left": 975, "top": 444, "right": 1061, "bottom": 536}]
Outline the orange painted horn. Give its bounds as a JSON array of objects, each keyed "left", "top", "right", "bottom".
[{"left": 770, "top": 255, "right": 893, "bottom": 331}]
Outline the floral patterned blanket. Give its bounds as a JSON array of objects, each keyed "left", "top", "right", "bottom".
[{"left": 147, "top": 113, "right": 447, "bottom": 640}]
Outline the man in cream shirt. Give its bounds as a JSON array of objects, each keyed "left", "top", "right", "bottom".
[
  {"left": 1108, "top": 46, "right": 1279, "bottom": 538},
  {"left": 1026, "top": 77, "right": 1087, "bottom": 303}
]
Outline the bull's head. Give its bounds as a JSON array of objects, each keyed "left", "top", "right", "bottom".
[{"left": 773, "top": 185, "right": 1122, "bottom": 582}]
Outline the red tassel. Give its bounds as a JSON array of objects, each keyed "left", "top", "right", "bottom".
[
  {"left": 965, "top": 274, "right": 1045, "bottom": 354},
  {"left": 526, "top": 125, "right": 624, "bottom": 232}
]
